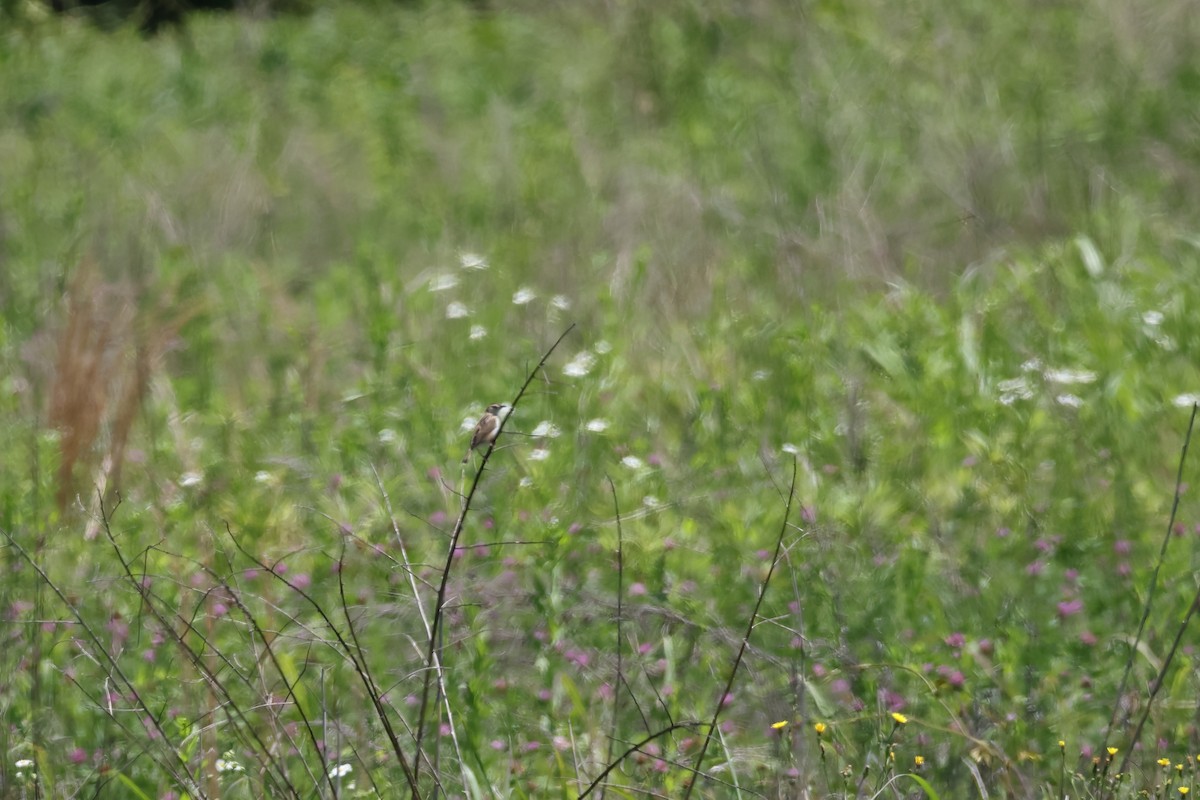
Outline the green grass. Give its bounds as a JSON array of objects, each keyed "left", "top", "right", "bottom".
[{"left": 2, "top": 1, "right": 1200, "bottom": 797}]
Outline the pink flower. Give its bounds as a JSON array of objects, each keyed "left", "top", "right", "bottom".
[{"left": 1057, "top": 599, "right": 1083, "bottom": 618}]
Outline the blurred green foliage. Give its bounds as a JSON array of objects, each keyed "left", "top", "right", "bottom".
[{"left": 1, "top": 1, "right": 1200, "bottom": 797}]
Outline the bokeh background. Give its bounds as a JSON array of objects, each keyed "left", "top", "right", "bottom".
[{"left": 2, "top": 1, "right": 1200, "bottom": 797}]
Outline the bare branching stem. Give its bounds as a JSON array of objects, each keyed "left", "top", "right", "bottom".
[
  {"left": 414, "top": 324, "right": 575, "bottom": 786},
  {"left": 599, "top": 475, "right": 624, "bottom": 800},
  {"left": 1110, "top": 402, "right": 1198, "bottom": 782},
  {"left": 681, "top": 457, "right": 798, "bottom": 800}
]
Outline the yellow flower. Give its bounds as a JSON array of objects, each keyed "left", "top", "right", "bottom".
[
  {"left": 771, "top": 720, "right": 788, "bottom": 730},
  {"left": 1058, "top": 740, "right": 1065, "bottom": 750},
  {"left": 1180, "top": 788, "right": 1189, "bottom": 796},
  {"left": 1159, "top": 758, "right": 1172, "bottom": 767},
  {"left": 914, "top": 755, "right": 925, "bottom": 767},
  {"left": 814, "top": 722, "right": 827, "bottom": 735},
  {"left": 891, "top": 712, "right": 908, "bottom": 725},
  {"left": 1107, "top": 747, "right": 1119, "bottom": 757}
]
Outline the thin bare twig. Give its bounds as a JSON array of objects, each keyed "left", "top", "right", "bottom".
[
  {"left": 681, "top": 457, "right": 798, "bottom": 800},
  {"left": 1112, "top": 403, "right": 1198, "bottom": 780},
  {"left": 577, "top": 723, "right": 703, "bottom": 799},
  {"left": 600, "top": 475, "right": 625, "bottom": 800},
  {"left": 414, "top": 324, "right": 575, "bottom": 780},
  {"left": 95, "top": 496, "right": 300, "bottom": 799},
  {"left": 1, "top": 529, "right": 201, "bottom": 795},
  {"left": 223, "top": 523, "right": 422, "bottom": 797}
]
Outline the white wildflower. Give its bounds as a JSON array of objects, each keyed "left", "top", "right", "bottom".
[
  {"left": 585, "top": 418, "right": 609, "bottom": 433},
  {"left": 998, "top": 377, "right": 1034, "bottom": 405},
  {"left": 378, "top": 429, "right": 398, "bottom": 444},
  {"left": 470, "top": 325, "right": 487, "bottom": 340},
  {"left": 445, "top": 301, "right": 470, "bottom": 319},
  {"left": 643, "top": 496, "right": 661, "bottom": 508},
  {"left": 1044, "top": 367, "right": 1097, "bottom": 384},
  {"left": 1056, "top": 393, "right": 1083, "bottom": 408},
  {"left": 254, "top": 471, "right": 271, "bottom": 484},
  {"left": 528, "top": 448, "right": 551, "bottom": 461},
  {"left": 329, "top": 763, "right": 352, "bottom": 779},
  {"left": 460, "top": 252, "right": 488, "bottom": 270},
  {"left": 217, "top": 752, "right": 244, "bottom": 773},
  {"left": 782, "top": 443, "right": 799, "bottom": 455},
  {"left": 550, "top": 295, "right": 571, "bottom": 310},
  {"left": 180, "top": 471, "right": 203, "bottom": 488},
  {"left": 531, "top": 421, "right": 561, "bottom": 438},
  {"left": 512, "top": 287, "right": 536, "bottom": 305},
  {"left": 1173, "top": 393, "right": 1200, "bottom": 408},
  {"left": 595, "top": 340, "right": 613, "bottom": 354},
  {"left": 1142, "top": 310, "right": 1164, "bottom": 326},
  {"left": 563, "top": 351, "right": 596, "bottom": 377},
  {"left": 621, "top": 455, "right": 644, "bottom": 469},
  {"left": 429, "top": 273, "right": 459, "bottom": 291}
]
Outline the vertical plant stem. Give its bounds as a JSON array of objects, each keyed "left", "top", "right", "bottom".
[
  {"left": 413, "top": 324, "right": 574, "bottom": 787},
  {"left": 1104, "top": 402, "right": 1197, "bottom": 783},
  {"left": 681, "top": 458, "right": 797, "bottom": 800},
  {"left": 600, "top": 476, "right": 625, "bottom": 800}
]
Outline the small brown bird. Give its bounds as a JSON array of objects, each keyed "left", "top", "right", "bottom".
[{"left": 462, "top": 403, "right": 511, "bottom": 463}]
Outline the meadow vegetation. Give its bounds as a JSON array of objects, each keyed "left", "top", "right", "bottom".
[{"left": 2, "top": 1, "right": 1200, "bottom": 797}]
